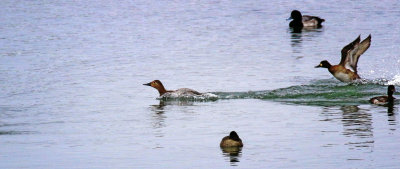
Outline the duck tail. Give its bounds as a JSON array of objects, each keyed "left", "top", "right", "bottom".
[{"left": 316, "top": 17, "right": 325, "bottom": 26}]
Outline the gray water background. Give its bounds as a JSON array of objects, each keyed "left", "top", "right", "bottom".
[{"left": 1, "top": 0, "right": 400, "bottom": 168}]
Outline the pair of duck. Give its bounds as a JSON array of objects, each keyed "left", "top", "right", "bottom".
[
  {"left": 143, "top": 81, "right": 244, "bottom": 147},
  {"left": 287, "top": 10, "right": 396, "bottom": 104},
  {"left": 287, "top": 10, "right": 369, "bottom": 83},
  {"left": 220, "top": 87, "right": 395, "bottom": 147}
]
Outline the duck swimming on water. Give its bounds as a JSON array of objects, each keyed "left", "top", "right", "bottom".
[
  {"left": 288, "top": 10, "right": 325, "bottom": 29},
  {"left": 315, "top": 35, "right": 371, "bottom": 82},
  {"left": 143, "top": 80, "right": 202, "bottom": 97},
  {"left": 370, "top": 85, "right": 396, "bottom": 105},
  {"left": 220, "top": 131, "right": 243, "bottom": 148}
]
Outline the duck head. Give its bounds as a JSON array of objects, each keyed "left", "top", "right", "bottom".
[
  {"left": 315, "top": 60, "right": 332, "bottom": 69},
  {"left": 143, "top": 80, "right": 167, "bottom": 96},
  {"left": 229, "top": 131, "right": 241, "bottom": 141},
  {"left": 388, "top": 85, "right": 396, "bottom": 96},
  {"left": 288, "top": 10, "right": 302, "bottom": 20}
]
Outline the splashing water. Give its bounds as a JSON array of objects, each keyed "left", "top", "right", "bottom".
[
  {"left": 158, "top": 92, "right": 219, "bottom": 101},
  {"left": 388, "top": 75, "right": 400, "bottom": 86},
  {"left": 156, "top": 77, "right": 399, "bottom": 106},
  {"left": 214, "top": 79, "right": 399, "bottom": 106}
]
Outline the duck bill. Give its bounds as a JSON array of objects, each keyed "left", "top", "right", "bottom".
[
  {"left": 143, "top": 82, "right": 151, "bottom": 86},
  {"left": 286, "top": 16, "right": 292, "bottom": 21},
  {"left": 315, "top": 65, "right": 321, "bottom": 68}
]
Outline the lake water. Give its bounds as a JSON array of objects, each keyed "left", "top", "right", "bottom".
[{"left": 1, "top": 0, "right": 400, "bottom": 168}]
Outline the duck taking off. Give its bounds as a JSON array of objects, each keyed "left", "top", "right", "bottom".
[{"left": 315, "top": 35, "right": 371, "bottom": 82}]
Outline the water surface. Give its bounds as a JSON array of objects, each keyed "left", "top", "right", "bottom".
[{"left": 1, "top": 0, "right": 400, "bottom": 168}]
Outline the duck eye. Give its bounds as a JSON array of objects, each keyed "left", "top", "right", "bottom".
[{"left": 320, "top": 63, "right": 323, "bottom": 66}]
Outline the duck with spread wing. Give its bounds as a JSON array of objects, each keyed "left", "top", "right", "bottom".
[{"left": 315, "top": 35, "right": 371, "bottom": 82}]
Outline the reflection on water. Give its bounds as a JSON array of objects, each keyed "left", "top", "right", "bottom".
[
  {"left": 150, "top": 104, "right": 166, "bottom": 129},
  {"left": 387, "top": 105, "right": 394, "bottom": 116},
  {"left": 150, "top": 101, "right": 167, "bottom": 139},
  {"left": 321, "top": 105, "right": 375, "bottom": 151},
  {"left": 290, "top": 27, "right": 303, "bottom": 34},
  {"left": 289, "top": 27, "right": 324, "bottom": 59},
  {"left": 221, "top": 147, "right": 242, "bottom": 166},
  {"left": 387, "top": 105, "right": 397, "bottom": 126},
  {"left": 320, "top": 104, "right": 399, "bottom": 153},
  {"left": 0, "top": 130, "right": 32, "bottom": 135},
  {"left": 340, "top": 105, "right": 374, "bottom": 150},
  {"left": 150, "top": 101, "right": 167, "bottom": 114},
  {"left": 290, "top": 32, "right": 302, "bottom": 58},
  {"left": 378, "top": 103, "right": 398, "bottom": 128},
  {"left": 149, "top": 100, "right": 197, "bottom": 137},
  {"left": 0, "top": 121, "right": 36, "bottom": 135}
]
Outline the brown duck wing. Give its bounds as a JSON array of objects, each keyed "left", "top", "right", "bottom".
[
  {"left": 339, "top": 35, "right": 371, "bottom": 73},
  {"left": 351, "top": 35, "right": 371, "bottom": 73},
  {"left": 339, "top": 35, "right": 360, "bottom": 70}
]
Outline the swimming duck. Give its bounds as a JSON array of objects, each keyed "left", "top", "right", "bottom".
[
  {"left": 315, "top": 35, "right": 371, "bottom": 82},
  {"left": 143, "top": 80, "right": 202, "bottom": 96},
  {"left": 220, "top": 131, "right": 243, "bottom": 148},
  {"left": 370, "top": 85, "right": 396, "bottom": 105},
  {"left": 288, "top": 10, "right": 325, "bottom": 28}
]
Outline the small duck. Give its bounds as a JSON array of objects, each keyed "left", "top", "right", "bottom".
[
  {"left": 370, "top": 85, "right": 396, "bottom": 105},
  {"left": 288, "top": 10, "right": 325, "bottom": 28},
  {"left": 315, "top": 35, "right": 371, "bottom": 82},
  {"left": 220, "top": 131, "right": 243, "bottom": 148},
  {"left": 143, "top": 80, "right": 202, "bottom": 96}
]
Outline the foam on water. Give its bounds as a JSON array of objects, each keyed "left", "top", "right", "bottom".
[
  {"left": 214, "top": 79, "right": 399, "bottom": 106},
  {"left": 158, "top": 92, "right": 219, "bottom": 101},
  {"left": 156, "top": 77, "right": 399, "bottom": 106},
  {"left": 388, "top": 75, "right": 400, "bottom": 86}
]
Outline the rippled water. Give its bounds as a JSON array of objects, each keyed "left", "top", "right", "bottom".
[{"left": 1, "top": 0, "right": 400, "bottom": 168}]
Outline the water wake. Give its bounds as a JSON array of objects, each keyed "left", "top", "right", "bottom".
[
  {"left": 214, "top": 78, "right": 399, "bottom": 106},
  {"left": 158, "top": 92, "right": 219, "bottom": 101},
  {"left": 156, "top": 77, "right": 399, "bottom": 106}
]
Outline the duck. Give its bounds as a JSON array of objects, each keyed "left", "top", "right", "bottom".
[
  {"left": 315, "top": 35, "right": 371, "bottom": 82},
  {"left": 288, "top": 10, "right": 325, "bottom": 28},
  {"left": 143, "top": 80, "right": 202, "bottom": 97},
  {"left": 370, "top": 85, "right": 396, "bottom": 105},
  {"left": 220, "top": 131, "right": 243, "bottom": 148}
]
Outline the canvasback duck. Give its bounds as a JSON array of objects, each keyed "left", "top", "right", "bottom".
[
  {"left": 288, "top": 10, "right": 325, "bottom": 28},
  {"left": 315, "top": 35, "right": 371, "bottom": 82},
  {"left": 143, "top": 80, "right": 202, "bottom": 97},
  {"left": 370, "top": 85, "right": 396, "bottom": 105},
  {"left": 220, "top": 131, "right": 243, "bottom": 148}
]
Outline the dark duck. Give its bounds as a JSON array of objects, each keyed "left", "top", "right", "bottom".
[
  {"left": 220, "top": 131, "right": 243, "bottom": 148},
  {"left": 288, "top": 10, "right": 325, "bottom": 29},
  {"left": 370, "top": 85, "right": 396, "bottom": 105}
]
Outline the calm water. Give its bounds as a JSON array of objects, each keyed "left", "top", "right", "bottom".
[{"left": 1, "top": 0, "right": 400, "bottom": 168}]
